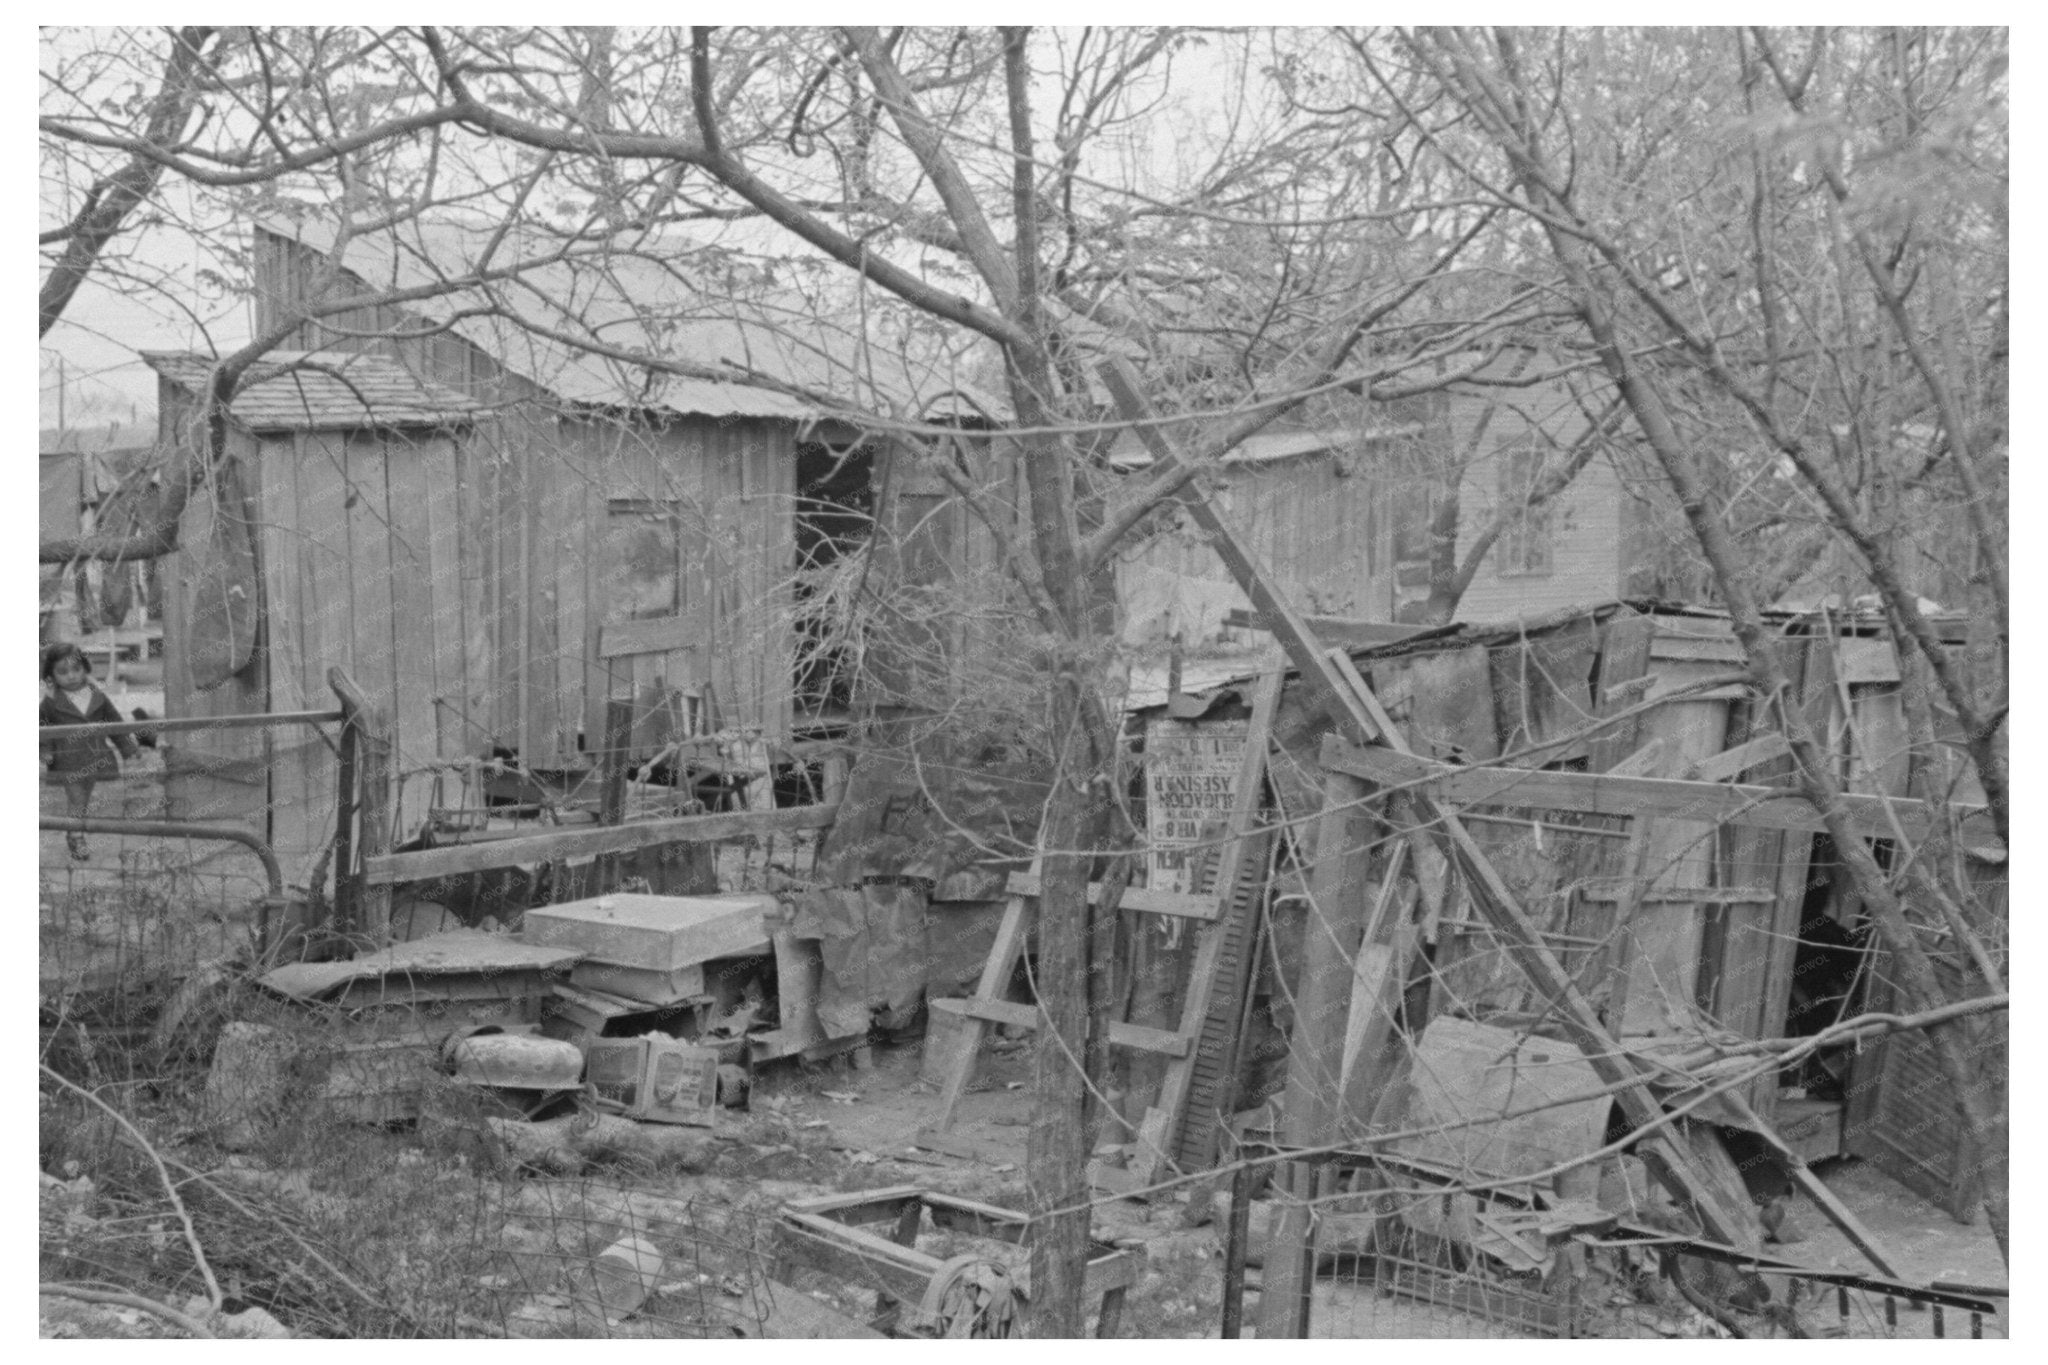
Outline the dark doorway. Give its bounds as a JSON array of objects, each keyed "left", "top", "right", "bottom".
[{"left": 793, "top": 440, "right": 876, "bottom": 720}]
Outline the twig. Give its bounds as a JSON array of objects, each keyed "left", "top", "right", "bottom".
[
  {"left": 39, "top": 1063, "right": 222, "bottom": 1311},
  {"left": 39, "top": 1282, "right": 217, "bottom": 1338},
  {"left": 160, "top": 1155, "right": 395, "bottom": 1322}
]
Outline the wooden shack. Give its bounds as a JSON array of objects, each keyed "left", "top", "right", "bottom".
[
  {"left": 1117, "top": 367, "right": 1648, "bottom": 647},
  {"left": 1140, "top": 599, "right": 2003, "bottom": 1220},
  {"left": 139, "top": 216, "right": 1016, "bottom": 880}
]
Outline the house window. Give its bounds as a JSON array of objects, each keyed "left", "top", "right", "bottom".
[
  {"left": 603, "top": 499, "right": 681, "bottom": 619},
  {"left": 1496, "top": 442, "right": 1555, "bottom": 577}
]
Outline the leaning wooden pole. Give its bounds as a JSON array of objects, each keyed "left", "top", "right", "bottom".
[
  {"left": 1100, "top": 363, "right": 1758, "bottom": 1322},
  {"left": 329, "top": 666, "right": 393, "bottom": 945}
]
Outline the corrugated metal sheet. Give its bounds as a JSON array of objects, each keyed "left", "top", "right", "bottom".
[
  {"left": 1107, "top": 423, "right": 1423, "bottom": 470},
  {"left": 141, "top": 350, "right": 477, "bottom": 431},
  {"left": 258, "top": 216, "right": 1003, "bottom": 423}
]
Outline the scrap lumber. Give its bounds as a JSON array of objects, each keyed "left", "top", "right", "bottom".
[
  {"left": 916, "top": 673, "right": 1280, "bottom": 1182},
  {"left": 1258, "top": 764, "right": 1373, "bottom": 1339},
  {"left": 1317, "top": 738, "right": 2002, "bottom": 857},
  {"left": 1221, "top": 607, "right": 1441, "bottom": 651},
  {"left": 1101, "top": 361, "right": 1759, "bottom": 1301},
  {"left": 1720, "top": 1091, "right": 1903, "bottom": 1279},
  {"left": 363, "top": 803, "right": 838, "bottom": 884}
]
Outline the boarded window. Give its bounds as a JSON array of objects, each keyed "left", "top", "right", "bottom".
[
  {"left": 1496, "top": 441, "right": 1555, "bottom": 577},
  {"left": 603, "top": 499, "right": 680, "bottom": 620}
]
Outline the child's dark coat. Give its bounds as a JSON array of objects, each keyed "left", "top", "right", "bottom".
[{"left": 41, "top": 686, "right": 140, "bottom": 779}]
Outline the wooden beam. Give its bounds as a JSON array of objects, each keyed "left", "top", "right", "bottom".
[
  {"left": 1685, "top": 732, "right": 1792, "bottom": 782},
  {"left": 1318, "top": 735, "right": 2002, "bottom": 855},
  {"left": 1259, "top": 767, "right": 1373, "bottom": 1339},
  {"left": 1332, "top": 688, "right": 1761, "bottom": 1252},
  {"left": 930, "top": 995, "right": 1038, "bottom": 1030},
  {"left": 1098, "top": 366, "right": 1758, "bottom": 1255},
  {"left": 1101, "top": 360, "right": 1383, "bottom": 743},
  {"left": 1004, "top": 872, "right": 1216, "bottom": 921},
  {"left": 598, "top": 613, "right": 692, "bottom": 658},
  {"left": 1221, "top": 606, "right": 1439, "bottom": 651},
  {"left": 1105, "top": 1022, "right": 1190, "bottom": 1058},
  {"left": 363, "top": 802, "right": 839, "bottom": 884},
  {"left": 931, "top": 987, "right": 1190, "bottom": 1057},
  {"left": 1580, "top": 883, "right": 1775, "bottom": 905},
  {"left": 1721, "top": 1091, "right": 1903, "bottom": 1280}
]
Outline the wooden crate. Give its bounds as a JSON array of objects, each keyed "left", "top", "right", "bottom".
[
  {"left": 771, "top": 1185, "right": 1136, "bottom": 1337},
  {"left": 522, "top": 893, "right": 775, "bottom": 970}
]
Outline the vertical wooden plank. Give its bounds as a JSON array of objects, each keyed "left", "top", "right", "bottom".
[
  {"left": 1848, "top": 686, "right": 1911, "bottom": 797},
  {"left": 1258, "top": 767, "right": 1374, "bottom": 1340},
  {"left": 343, "top": 430, "right": 397, "bottom": 848},
  {"left": 258, "top": 431, "right": 322, "bottom": 878},
  {"left": 419, "top": 434, "right": 467, "bottom": 760},
  {"left": 455, "top": 437, "right": 486, "bottom": 756},
  {"left": 1588, "top": 609, "right": 1656, "bottom": 772},
  {"left": 523, "top": 423, "right": 561, "bottom": 758},
  {"left": 384, "top": 432, "right": 443, "bottom": 829},
  {"left": 559, "top": 428, "right": 591, "bottom": 756},
  {"left": 1612, "top": 691, "right": 1728, "bottom": 1037}
]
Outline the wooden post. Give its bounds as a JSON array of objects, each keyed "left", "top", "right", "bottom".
[
  {"left": 1219, "top": 1156, "right": 1255, "bottom": 1339},
  {"left": 331, "top": 674, "right": 360, "bottom": 936},
  {"left": 1257, "top": 770, "right": 1372, "bottom": 1338},
  {"left": 597, "top": 694, "right": 634, "bottom": 892}
]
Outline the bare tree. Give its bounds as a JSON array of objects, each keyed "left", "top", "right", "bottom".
[
  {"left": 42, "top": 24, "right": 1542, "bottom": 1330},
  {"left": 1374, "top": 23, "right": 2008, "bottom": 1260}
]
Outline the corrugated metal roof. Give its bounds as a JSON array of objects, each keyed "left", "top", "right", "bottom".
[
  {"left": 259, "top": 215, "right": 1005, "bottom": 423},
  {"left": 1107, "top": 423, "right": 1423, "bottom": 470},
  {"left": 141, "top": 350, "right": 478, "bottom": 431}
]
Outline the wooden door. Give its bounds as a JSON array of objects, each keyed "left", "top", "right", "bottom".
[{"left": 594, "top": 498, "right": 698, "bottom": 756}]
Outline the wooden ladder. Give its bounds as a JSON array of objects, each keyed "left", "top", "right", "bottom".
[
  {"left": 916, "top": 871, "right": 1222, "bottom": 1152},
  {"left": 915, "top": 671, "right": 1282, "bottom": 1185}
]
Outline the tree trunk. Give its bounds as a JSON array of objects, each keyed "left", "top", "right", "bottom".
[{"left": 1551, "top": 235, "right": 2010, "bottom": 1263}]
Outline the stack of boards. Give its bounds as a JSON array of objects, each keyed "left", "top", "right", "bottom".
[{"left": 524, "top": 892, "right": 777, "bottom": 1037}]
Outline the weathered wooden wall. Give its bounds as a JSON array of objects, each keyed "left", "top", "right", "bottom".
[
  {"left": 864, "top": 432, "right": 1026, "bottom": 709},
  {"left": 158, "top": 384, "right": 296, "bottom": 867},
  {"left": 570, "top": 412, "right": 796, "bottom": 752},
  {"left": 1437, "top": 383, "right": 1634, "bottom": 625},
  {"left": 252, "top": 228, "right": 801, "bottom": 759},
  {"left": 1118, "top": 451, "right": 1390, "bottom": 646}
]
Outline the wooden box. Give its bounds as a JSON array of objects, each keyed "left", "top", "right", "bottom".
[
  {"left": 771, "top": 1186, "right": 1136, "bottom": 1337},
  {"left": 569, "top": 958, "right": 707, "bottom": 1005},
  {"left": 584, "top": 1035, "right": 720, "bottom": 1126},
  {"left": 522, "top": 893, "right": 775, "bottom": 972}
]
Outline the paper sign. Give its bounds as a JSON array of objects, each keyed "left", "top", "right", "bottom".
[{"left": 1146, "top": 718, "right": 1248, "bottom": 892}]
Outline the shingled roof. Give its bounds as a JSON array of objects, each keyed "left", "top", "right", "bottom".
[{"left": 140, "top": 350, "right": 478, "bottom": 431}]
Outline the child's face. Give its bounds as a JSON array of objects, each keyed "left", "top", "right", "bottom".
[{"left": 52, "top": 656, "right": 88, "bottom": 691}]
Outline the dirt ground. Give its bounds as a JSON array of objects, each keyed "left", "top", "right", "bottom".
[
  {"left": 741, "top": 1034, "right": 2009, "bottom": 1339},
  {"left": 36, "top": 787, "right": 2007, "bottom": 1340}
]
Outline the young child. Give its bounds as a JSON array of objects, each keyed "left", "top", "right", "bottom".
[{"left": 39, "top": 641, "right": 139, "bottom": 861}]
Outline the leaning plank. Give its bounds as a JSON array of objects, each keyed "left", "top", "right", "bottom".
[
  {"left": 931, "top": 996, "right": 1038, "bottom": 1030},
  {"left": 1720, "top": 1091, "right": 1903, "bottom": 1280},
  {"left": 364, "top": 802, "right": 839, "bottom": 883},
  {"left": 1685, "top": 732, "right": 1792, "bottom": 782},
  {"left": 1318, "top": 737, "right": 2001, "bottom": 856},
  {"left": 1221, "top": 607, "right": 1443, "bottom": 651},
  {"left": 1103, "top": 365, "right": 1757, "bottom": 1265},
  {"left": 1002, "top": 873, "right": 1215, "bottom": 921}
]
